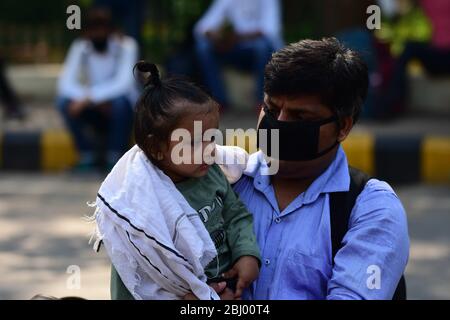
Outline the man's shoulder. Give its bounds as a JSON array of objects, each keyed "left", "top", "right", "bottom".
[
  {"left": 68, "top": 38, "right": 90, "bottom": 52},
  {"left": 232, "top": 174, "right": 255, "bottom": 196},
  {"left": 352, "top": 177, "right": 407, "bottom": 226},
  {"left": 361, "top": 178, "right": 398, "bottom": 201},
  {"left": 117, "top": 35, "right": 138, "bottom": 47},
  {"left": 110, "top": 35, "right": 138, "bottom": 53}
]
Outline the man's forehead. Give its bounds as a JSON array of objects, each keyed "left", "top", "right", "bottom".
[{"left": 266, "top": 95, "right": 328, "bottom": 113}]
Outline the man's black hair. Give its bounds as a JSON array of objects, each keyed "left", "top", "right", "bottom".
[{"left": 264, "top": 37, "right": 369, "bottom": 123}]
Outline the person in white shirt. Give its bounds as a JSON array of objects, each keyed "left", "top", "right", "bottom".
[
  {"left": 194, "top": 0, "right": 283, "bottom": 109},
  {"left": 57, "top": 7, "right": 139, "bottom": 171}
]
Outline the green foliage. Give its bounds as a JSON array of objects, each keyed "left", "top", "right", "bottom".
[
  {"left": 141, "top": 0, "right": 210, "bottom": 62},
  {"left": 0, "top": 0, "right": 379, "bottom": 62}
]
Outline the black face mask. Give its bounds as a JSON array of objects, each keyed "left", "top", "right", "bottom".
[
  {"left": 257, "top": 105, "right": 340, "bottom": 161},
  {"left": 91, "top": 38, "right": 108, "bottom": 53}
]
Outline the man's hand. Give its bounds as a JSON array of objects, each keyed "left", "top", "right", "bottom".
[
  {"left": 68, "top": 99, "right": 91, "bottom": 117},
  {"left": 223, "top": 256, "right": 260, "bottom": 299},
  {"left": 183, "top": 281, "right": 235, "bottom": 300}
]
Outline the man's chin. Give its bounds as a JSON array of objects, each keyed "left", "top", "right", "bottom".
[{"left": 273, "top": 159, "right": 316, "bottom": 179}]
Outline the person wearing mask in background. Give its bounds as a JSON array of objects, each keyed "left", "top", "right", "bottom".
[
  {"left": 57, "top": 7, "right": 139, "bottom": 172},
  {"left": 94, "top": 0, "right": 145, "bottom": 47},
  {"left": 323, "top": 0, "right": 380, "bottom": 120},
  {"left": 194, "top": 0, "right": 283, "bottom": 110}
]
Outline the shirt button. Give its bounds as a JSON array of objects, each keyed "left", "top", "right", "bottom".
[
  {"left": 264, "top": 259, "right": 271, "bottom": 266},
  {"left": 275, "top": 217, "right": 281, "bottom": 223}
]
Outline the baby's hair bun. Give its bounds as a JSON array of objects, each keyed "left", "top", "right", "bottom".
[{"left": 134, "top": 61, "right": 161, "bottom": 87}]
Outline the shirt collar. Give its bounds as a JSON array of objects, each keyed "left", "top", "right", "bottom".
[
  {"left": 245, "top": 146, "right": 350, "bottom": 212},
  {"left": 302, "top": 146, "right": 350, "bottom": 204}
]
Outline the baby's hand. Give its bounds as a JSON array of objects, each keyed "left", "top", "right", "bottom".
[{"left": 223, "top": 256, "right": 260, "bottom": 299}]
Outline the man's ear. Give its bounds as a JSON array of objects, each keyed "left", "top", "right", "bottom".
[{"left": 337, "top": 116, "right": 353, "bottom": 142}]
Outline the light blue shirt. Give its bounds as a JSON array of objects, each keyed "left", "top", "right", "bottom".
[{"left": 233, "top": 147, "right": 409, "bottom": 300}]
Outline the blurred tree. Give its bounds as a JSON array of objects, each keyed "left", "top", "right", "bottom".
[{"left": 0, "top": 0, "right": 331, "bottom": 63}]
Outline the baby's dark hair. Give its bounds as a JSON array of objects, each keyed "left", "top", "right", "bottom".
[{"left": 133, "top": 61, "right": 218, "bottom": 162}]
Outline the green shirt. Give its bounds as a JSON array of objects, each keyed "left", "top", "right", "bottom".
[{"left": 110, "top": 164, "right": 260, "bottom": 299}]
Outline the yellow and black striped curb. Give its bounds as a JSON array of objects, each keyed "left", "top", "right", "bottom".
[{"left": 0, "top": 130, "right": 449, "bottom": 184}]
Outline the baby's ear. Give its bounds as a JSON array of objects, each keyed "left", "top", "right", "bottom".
[{"left": 146, "top": 135, "right": 164, "bottom": 160}]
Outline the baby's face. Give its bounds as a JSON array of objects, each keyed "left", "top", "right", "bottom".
[{"left": 161, "top": 108, "right": 220, "bottom": 182}]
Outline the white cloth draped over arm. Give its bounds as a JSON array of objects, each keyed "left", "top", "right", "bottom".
[
  {"left": 97, "top": 210, "right": 216, "bottom": 300},
  {"left": 92, "top": 145, "right": 219, "bottom": 300}
]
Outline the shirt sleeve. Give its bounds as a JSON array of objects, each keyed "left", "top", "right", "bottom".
[
  {"left": 89, "top": 37, "right": 138, "bottom": 103},
  {"left": 57, "top": 40, "right": 89, "bottom": 100},
  {"left": 194, "top": 0, "right": 230, "bottom": 36},
  {"left": 221, "top": 172, "right": 261, "bottom": 266},
  {"left": 327, "top": 179, "right": 410, "bottom": 300}
]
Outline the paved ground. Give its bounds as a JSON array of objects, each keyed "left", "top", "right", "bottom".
[
  {"left": 0, "top": 173, "right": 110, "bottom": 300},
  {"left": 0, "top": 173, "right": 448, "bottom": 300}
]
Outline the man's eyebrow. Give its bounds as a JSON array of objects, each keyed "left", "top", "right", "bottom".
[
  {"left": 267, "top": 99, "right": 319, "bottom": 114},
  {"left": 291, "top": 107, "right": 319, "bottom": 115}
]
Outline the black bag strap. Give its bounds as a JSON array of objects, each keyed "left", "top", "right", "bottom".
[
  {"left": 329, "top": 166, "right": 406, "bottom": 300},
  {"left": 330, "top": 167, "right": 369, "bottom": 259}
]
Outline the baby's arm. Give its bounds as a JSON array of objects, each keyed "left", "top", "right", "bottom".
[{"left": 221, "top": 178, "right": 261, "bottom": 298}]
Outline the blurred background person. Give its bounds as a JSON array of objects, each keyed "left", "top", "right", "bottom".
[
  {"left": 194, "top": 0, "right": 283, "bottom": 110},
  {"left": 56, "top": 7, "right": 139, "bottom": 172},
  {"left": 94, "top": 0, "right": 146, "bottom": 47},
  {"left": 0, "top": 55, "right": 26, "bottom": 120},
  {"left": 164, "top": 19, "right": 202, "bottom": 82},
  {"left": 379, "top": 0, "right": 450, "bottom": 118},
  {"left": 323, "top": 0, "right": 380, "bottom": 120}
]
